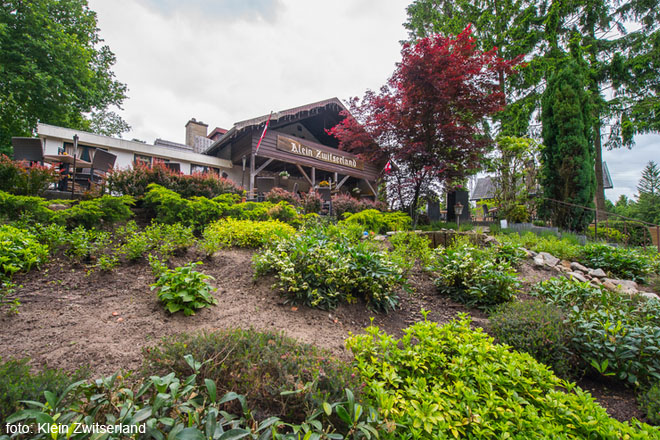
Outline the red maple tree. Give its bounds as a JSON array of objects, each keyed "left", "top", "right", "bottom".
[{"left": 329, "top": 26, "right": 521, "bottom": 220}]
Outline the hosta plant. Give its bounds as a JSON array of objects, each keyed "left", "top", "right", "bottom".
[{"left": 151, "top": 262, "right": 217, "bottom": 315}]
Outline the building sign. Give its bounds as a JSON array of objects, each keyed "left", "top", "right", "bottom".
[{"left": 276, "top": 135, "right": 364, "bottom": 170}]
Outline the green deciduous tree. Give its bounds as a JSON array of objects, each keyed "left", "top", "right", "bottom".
[
  {"left": 540, "top": 61, "right": 596, "bottom": 231},
  {"left": 0, "top": 0, "right": 129, "bottom": 155}
]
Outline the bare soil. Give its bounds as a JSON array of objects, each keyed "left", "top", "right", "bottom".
[{"left": 0, "top": 251, "right": 648, "bottom": 424}]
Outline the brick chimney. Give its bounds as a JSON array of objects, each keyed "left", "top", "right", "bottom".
[{"left": 185, "top": 118, "right": 208, "bottom": 147}]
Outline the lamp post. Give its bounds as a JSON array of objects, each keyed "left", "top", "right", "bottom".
[
  {"left": 454, "top": 201, "right": 463, "bottom": 231},
  {"left": 241, "top": 155, "right": 246, "bottom": 188}
]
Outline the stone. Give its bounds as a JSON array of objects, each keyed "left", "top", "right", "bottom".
[
  {"left": 484, "top": 235, "right": 500, "bottom": 246},
  {"left": 570, "top": 262, "right": 590, "bottom": 273},
  {"left": 567, "top": 271, "right": 589, "bottom": 283},
  {"left": 588, "top": 268, "right": 607, "bottom": 278},
  {"left": 533, "top": 255, "right": 545, "bottom": 268},
  {"left": 48, "top": 203, "right": 69, "bottom": 211},
  {"left": 521, "top": 247, "right": 533, "bottom": 258},
  {"left": 603, "top": 278, "right": 639, "bottom": 294},
  {"left": 602, "top": 280, "right": 619, "bottom": 292},
  {"left": 639, "top": 292, "right": 660, "bottom": 300},
  {"left": 560, "top": 260, "right": 572, "bottom": 270},
  {"left": 538, "top": 252, "right": 560, "bottom": 267},
  {"left": 590, "top": 278, "right": 602, "bottom": 286}
]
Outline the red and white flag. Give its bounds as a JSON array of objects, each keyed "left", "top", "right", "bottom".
[
  {"left": 384, "top": 160, "right": 392, "bottom": 173},
  {"left": 255, "top": 111, "right": 273, "bottom": 155}
]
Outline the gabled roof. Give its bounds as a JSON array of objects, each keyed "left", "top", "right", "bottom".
[
  {"left": 470, "top": 176, "right": 496, "bottom": 201},
  {"left": 204, "top": 97, "right": 348, "bottom": 155}
]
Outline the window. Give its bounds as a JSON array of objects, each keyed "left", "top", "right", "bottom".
[
  {"left": 190, "top": 164, "right": 219, "bottom": 175},
  {"left": 63, "top": 142, "right": 107, "bottom": 161},
  {"left": 134, "top": 154, "right": 152, "bottom": 167}
]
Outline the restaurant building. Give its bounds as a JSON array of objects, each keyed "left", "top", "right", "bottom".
[{"left": 36, "top": 97, "right": 383, "bottom": 197}]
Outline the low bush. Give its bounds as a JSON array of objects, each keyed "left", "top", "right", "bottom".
[
  {"left": 63, "top": 226, "right": 112, "bottom": 262},
  {"left": 144, "top": 184, "right": 224, "bottom": 229},
  {"left": 300, "top": 190, "right": 322, "bottom": 214},
  {"left": 388, "top": 231, "right": 433, "bottom": 272},
  {"left": 0, "top": 357, "right": 89, "bottom": 424},
  {"left": 580, "top": 243, "right": 652, "bottom": 282},
  {"left": 0, "top": 155, "right": 59, "bottom": 196},
  {"left": 346, "top": 314, "right": 660, "bottom": 438},
  {"left": 202, "top": 218, "right": 295, "bottom": 254},
  {"left": 151, "top": 261, "right": 217, "bottom": 316},
  {"left": 254, "top": 225, "right": 404, "bottom": 312},
  {"left": 0, "top": 225, "right": 49, "bottom": 278},
  {"left": 489, "top": 300, "right": 577, "bottom": 379},
  {"left": 142, "top": 329, "right": 356, "bottom": 421},
  {"left": 117, "top": 221, "right": 195, "bottom": 261},
  {"left": 108, "top": 162, "right": 242, "bottom": 198},
  {"left": 267, "top": 201, "right": 298, "bottom": 223},
  {"left": 331, "top": 193, "right": 387, "bottom": 218},
  {"left": 0, "top": 191, "right": 56, "bottom": 223},
  {"left": 496, "top": 231, "right": 582, "bottom": 261},
  {"left": 587, "top": 225, "right": 627, "bottom": 243},
  {"left": 639, "top": 382, "right": 660, "bottom": 424},
  {"left": 604, "top": 220, "right": 653, "bottom": 247},
  {"left": 341, "top": 209, "right": 411, "bottom": 233},
  {"left": 430, "top": 238, "right": 520, "bottom": 309},
  {"left": 265, "top": 187, "right": 299, "bottom": 205},
  {"left": 57, "top": 195, "right": 134, "bottom": 229}
]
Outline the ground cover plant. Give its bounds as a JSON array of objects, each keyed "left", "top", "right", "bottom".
[
  {"left": 202, "top": 218, "right": 296, "bottom": 254},
  {"left": 340, "top": 209, "right": 411, "bottom": 233},
  {"left": 254, "top": 224, "right": 405, "bottom": 312},
  {"left": 150, "top": 260, "right": 217, "bottom": 316},
  {"left": 142, "top": 328, "right": 357, "bottom": 422},
  {"left": 429, "top": 237, "right": 521, "bottom": 309},
  {"left": 346, "top": 314, "right": 660, "bottom": 438},
  {"left": 532, "top": 277, "right": 660, "bottom": 387},
  {"left": 580, "top": 242, "right": 653, "bottom": 282}
]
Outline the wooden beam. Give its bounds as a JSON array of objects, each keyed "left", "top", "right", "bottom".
[
  {"left": 254, "top": 158, "right": 274, "bottom": 176},
  {"left": 364, "top": 179, "right": 377, "bottom": 197},
  {"left": 336, "top": 175, "right": 350, "bottom": 190},
  {"left": 296, "top": 163, "right": 313, "bottom": 186},
  {"left": 311, "top": 167, "right": 316, "bottom": 187}
]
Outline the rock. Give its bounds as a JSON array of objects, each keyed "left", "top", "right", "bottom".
[
  {"left": 533, "top": 255, "right": 545, "bottom": 267},
  {"left": 560, "top": 260, "right": 572, "bottom": 270},
  {"left": 602, "top": 278, "right": 639, "bottom": 294},
  {"left": 602, "top": 280, "right": 619, "bottom": 292},
  {"left": 639, "top": 292, "right": 660, "bottom": 300},
  {"left": 484, "top": 235, "right": 500, "bottom": 246},
  {"left": 570, "top": 262, "right": 590, "bottom": 273},
  {"left": 521, "top": 247, "right": 533, "bottom": 258},
  {"left": 588, "top": 268, "right": 607, "bottom": 278},
  {"left": 48, "top": 203, "right": 69, "bottom": 211},
  {"left": 567, "top": 271, "right": 589, "bottom": 283},
  {"left": 529, "top": 250, "right": 538, "bottom": 257},
  {"left": 590, "top": 278, "right": 602, "bottom": 286},
  {"left": 538, "top": 252, "right": 560, "bottom": 267}
]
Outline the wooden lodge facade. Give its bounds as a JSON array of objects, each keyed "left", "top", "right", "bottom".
[{"left": 205, "top": 98, "right": 383, "bottom": 197}]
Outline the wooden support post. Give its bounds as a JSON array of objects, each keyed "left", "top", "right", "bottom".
[
  {"left": 311, "top": 167, "right": 316, "bottom": 187},
  {"left": 254, "top": 158, "right": 273, "bottom": 175},
  {"left": 295, "top": 164, "right": 313, "bottom": 186},
  {"left": 364, "top": 179, "right": 377, "bottom": 197},
  {"left": 249, "top": 152, "right": 256, "bottom": 196},
  {"left": 336, "top": 175, "right": 350, "bottom": 190}
]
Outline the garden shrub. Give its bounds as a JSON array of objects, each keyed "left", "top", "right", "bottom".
[
  {"left": 212, "top": 192, "right": 242, "bottom": 205},
  {"left": 0, "top": 155, "right": 59, "bottom": 196},
  {"left": 331, "top": 193, "right": 362, "bottom": 217},
  {"left": 580, "top": 243, "right": 652, "bottom": 282},
  {"left": 63, "top": 227, "right": 112, "bottom": 262},
  {"left": 108, "top": 162, "right": 241, "bottom": 198},
  {"left": 117, "top": 221, "right": 195, "bottom": 261},
  {"left": 56, "top": 195, "right": 134, "bottom": 229},
  {"left": 496, "top": 231, "right": 582, "bottom": 261},
  {"left": 0, "top": 191, "right": 56, "bottom": 223},
  {"left": 151, "top": 261, "right": 217, "bottom": 315},
  {"left": 489, "top": 300, "right": 577, "bottom": 379},
  {"left": 224, "top": 201, "right": 273, "bottom": 221},
  {"left": 346, "top": 314, "right": 660, "bottom": 438},
  {"left": 587, "top": 225, "right": 627, "bottom": 244},
  {"left": 430, "top": 238, "right": 520, "bottom": 309},
  {"left": 604, "top": 220, "right": 653, "bottom": 247},
  {"left": 254, "top": 225, "right": 404, "bottom": 312},
  {"left": 300, "top": 190, "right": 322, "bottom": 214},
  {"left": 142, "top": 329, "right": 357, "bottom": 421},
  {"left": 202, "top": 218, "right": 295, "bottom": 254},
  {"left": 388, "top": 231, "right": 433, "bottom": 272},
  {"left": 0, "top": 357, "right": 89, "bottom": 424},
  {"left": 639, "top": 382, "right": 660, "bottom": 425},
  {"left": 267, "top": 201, "right": 298, "bottom": 223},
  {"left": 341, "top": 209, "right": 411, "bottom": 233},
  {"left": 144, "top": 184, "right": 223, "bottom": 228},
  {"left": 265, "top": 187, "right": 299, "bottom": 205},
  {"left": 0, "top": 225, "right": 49, "bottom": 277}
]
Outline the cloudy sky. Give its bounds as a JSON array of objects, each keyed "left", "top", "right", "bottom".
[{"left": 88, "top": 0, "right": 655, "bottom": 201}]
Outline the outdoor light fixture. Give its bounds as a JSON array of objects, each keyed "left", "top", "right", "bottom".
[{"left": 454, "top": 201, "right": 464, "bottom": 230}]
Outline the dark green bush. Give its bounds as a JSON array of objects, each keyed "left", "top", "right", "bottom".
[
  {"left": 0, "top": 191, "right": 56, "bottom": 223},
  {"left": 580, "top": 243, "right": 652, "bottom": 282},
  {"left": 0, "top": 225, "right": 49, "bottom": 277},
  {"left": 604, "top": 220, "right": 653, "bottom": 247},
  {"left": 57, "top": 195, "right": 134, "bottom": 228},
  {"left": 144, "top": 184, "right": 224, "bottom": 229},
  {"left": 639, "top": 382, "right": 660, "bottom": 425},
  {"left": 489, "top": 300, "right": 578, "bottom": 379},
  {"left": 254, "top": 225, "right": 404, "bottom": 312},
  {"left": 142, "top": 329, "right": 356, "bottom": 421},
  {"left": 0, "top": 357, "right": 88, "bottom": 424}
]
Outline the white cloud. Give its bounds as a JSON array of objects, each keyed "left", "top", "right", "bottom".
[{"left": 88, "top": 0, "right": 658, "bottom": 199}]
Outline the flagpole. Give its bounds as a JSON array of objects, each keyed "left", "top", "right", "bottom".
[{"left": 255, "top": 111, "right": 273, "bottom": 156}]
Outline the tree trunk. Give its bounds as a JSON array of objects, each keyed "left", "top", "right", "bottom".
[{"left": 593, "top": 123, "right": 607, "bottom": 220}]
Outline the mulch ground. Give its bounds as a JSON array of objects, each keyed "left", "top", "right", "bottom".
[{"left": 0, "top": 251, "right": 651, "bottom": 425}]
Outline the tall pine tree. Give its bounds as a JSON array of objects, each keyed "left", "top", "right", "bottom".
[{"left": 540, "top": 61, "right": 596, "bottom": 231}]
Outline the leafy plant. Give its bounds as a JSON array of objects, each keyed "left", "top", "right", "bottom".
[
  {"left": 489, "top": 300, "right": 578, "bottom": 379},
  {"left": 346, "top": 314, "right": 660, "bottom": 438},
  {"left": 0, "top": 155, "right": 59, "bottom": 196},
  {"left": 63, "top": 227, "right": 111, "bottom": 262},
  {"left": 388, "top": 231, "right": 433, "bottom": 272},
  {"left": 254, "top": 225, "right": 404, "bottom": 312},
  {"left": 639, "top": 382, "right": 660, "bottom": 425},
  {"left": 340, "top": 209, "right": 411, "bottom": 233},
  {"left": 300, "top": 191, "right": 322, "bottom": 214},
  {"left": 56, "top": 195, "right": 134, "bottom": 228},
  {"left": 151, "top": 262, "right": 217, "bottom": 315},
  {"left": 202, "top": 218, "right": 295, "bottom": 254},
  {"left": 580, "top": 243, "right": 652, "bottom": 282},
  {"left": 430, "top": 238, "right": 520, "bottom": 309},
  {"left": 496, "top": 231, "right": 582, "bottom": 261},
  {"left": 0, "top": 225, "right": 49, "bottom": 277},
  {"left": 143, "top": 329, "right": 356, "bottom": 422},
  {"left": 265, "top": 187, "right": 299, "bottom": 205}
]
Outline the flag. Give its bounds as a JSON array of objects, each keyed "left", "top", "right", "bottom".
[
  {"left": 255, "top": 111, "right": 273, "bottom": 155},
  {"left": 384, "top": 160, "right": 392, "bottom": 173}
]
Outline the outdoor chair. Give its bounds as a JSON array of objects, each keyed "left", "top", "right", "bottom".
[
  {"left": 12, "top": 137, "right": 44, "bottom": 165},
  {"left": 75, "top": 149, "right": 117, "bottom": 191}
]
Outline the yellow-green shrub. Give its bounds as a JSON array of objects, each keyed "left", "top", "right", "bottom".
[{"left": 202, "top": 218, "right": 295, "bottom": 254}]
